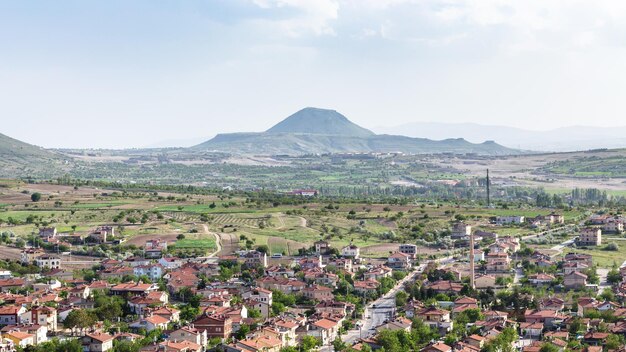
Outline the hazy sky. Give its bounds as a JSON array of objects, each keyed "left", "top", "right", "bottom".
[{"left": 3, "top": 0, "right": 626, "bottom": 148}]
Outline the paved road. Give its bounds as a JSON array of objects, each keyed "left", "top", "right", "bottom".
[{"left": 342, "top": 263, "right": 427, "bottom": 346}]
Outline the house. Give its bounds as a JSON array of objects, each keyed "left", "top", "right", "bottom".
[
  {"left": 274, "top": 320, "right": 299, "bottom": 347},
  {"left": 0, "top": 271, "right": 11, "bottom": 280},
  {"left": 235, "top": 335, "right": 283, "bottom": 352},
  {"left": 130, "top": 315, "right": 169, "bottom": 331},
  {"left": 528, "top": 273, "right": 555, "bottom": 286},
  {"left": 302, "top": 285, "right": 334, "bottom": 301},
  {"left": 453, "top": 296, "right": 479, "bottom": 314},
  {"left": 524, "top": 310, "right": 563, "bottom": 328},
  {"left": 387, "top": 252, "right": 411, "bottom": 270},
  {"left": 242, "top": 288, "right": 273, "bottom": 306},
  {"left": 583, "top": 332, "right": 610, "bottom": 346},
  {"left": 495, "top": 216, "right": 525, "bottom": 225},
  {"left": 426, "top": 280, "right": 464, "bottom": 294},
  {"left": 192, "top": 314, "right": 233, "bottom": 340},
  {"left": 564, "top": 253, "right": 593, "bottom": 267},
  {"left": 82, "top": 333, "right": 114, "bottom": 352},
  {"left": 540, "top": 298, "right": 565, "bottom": 312},
  {"left": 308, "top": 318, "right": 339, "bottom": 346},
  {"left": 578, "top": 228, "right": 602, "bottom": 246},
  {"left": 564, "top": 271, "right": 588, "bottom": 289},
  {"left": 399, "top": 244, "right": 418, "bottom": 259},
  {"left": 89, "top": 226, "right": 114, "bottom": 243},
  {"left": 451, "top": 222, "right": 472, "bottom": 239},
  {"left": 110, "top": 282, "right": 159, "bottom": 295},
  {"left": 0, "top": 278, "right": 26, "bottom": 293},
  {"left": 169, "top": 326, "right": 208, "bottom": 347},
  {"left": 38, "top": 227, "right": 57, "bottom": 238},
  {"left": 563, "top": 262, "right": 589, "bottom": 275},
  {"left": 519, "top": 322, "right": 543, "bottom": 338},
  {"left": 29, "top": 306, "right": 58, "bottom": 331},
  {"left": 363, "top": 266, "right": 393, "bottom": 281},
  {"left": 291, "top": 189, "right": 318, "bottom": 197},
  {"left": 35, "top": 254, "right": 61, "bottom": 269},
  {"left": 421, "top": 342, "right": 452, "bottom": 352},
  {"left": 416, "top": 306, "right": 453, "bottom": 332},
  {"left": 159, "top": 257, "right": 184, "bottom": 270},
  {"left": 0, "top": 305, "right": 26, "bottom": 325},
  {"left": 485, "top": 258, "right": 510, "bottom": 272},
  {"left": 145, "top": 239, "right": 168, "bottom": 258},
  {"left": 133, "top": 264, "right": 164, "bottom": 281},
  {"left": 376, "top": 317, "right": 412, "bottom": 333},
  {"left": 314, "top": 240, "right": 331, "bottom": 255},
  {"left": 465, "top": 334, "right": 486, "bottom": 349},
  {"left": 353, "top": 280, "right": 380, "bottom": 296},
  {"left": 2, "top": 330, "right": 35, "bottom": 348},
  {"left": 158, "top": 340, "right": 202, "bottom": 352},
  {"left": 1, "top": 325, "right": 47, "bottom": 345},
  {"left": 341, "top": 244, "right": 360, "bottom": 259},
  {"left": 603, "top": 219, "right": 623, "bottom": 234},
  {"left": 20, "top": 248, "right": 44, "bottom": 264},
  {"left": 243, "top": 251, "right": 268, "bottom": 268}
]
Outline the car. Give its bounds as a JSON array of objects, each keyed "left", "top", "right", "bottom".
[
  {"left": 372, "top": 304, "right": 377, "bottom": 308},
  {"left": 271, "top": 253, "right": 283, "bottom": 258}
]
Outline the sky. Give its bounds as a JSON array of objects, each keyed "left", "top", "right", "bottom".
[{"left": 3, "top": 0, "right": 626, "bottom": 148}]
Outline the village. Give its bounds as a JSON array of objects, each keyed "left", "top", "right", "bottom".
[{"left": 0, "top": 205, "right": 625, "bottom": 352}]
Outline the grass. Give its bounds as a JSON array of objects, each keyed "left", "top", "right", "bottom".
[
  {"left": 174, "top": 238, "right": 217, "bottom": 250},
  {"left": 564, "top": 244, "right": 626, "bottom": 268}
]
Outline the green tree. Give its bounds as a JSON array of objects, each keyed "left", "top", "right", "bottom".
[
  {"left": 539, "top": 342, "right": 559, "bottom": 352},
  {"left": 64, "top": 309, "right": 97, "bottom": 334},
  {"left": 299, "top": 336, "right": 321, "bottom": 352},
  {"left": 31, "top": 192, "right": 42, "bottom": 202}
]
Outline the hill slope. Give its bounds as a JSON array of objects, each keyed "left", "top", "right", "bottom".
[
  {"left": 194, "top": 108, "right": 521, "bottom": 156},
  {"left": 198, "top": 132, "right": 518, "bottom": 155},
  {"left": 0, "top": 133, "right": 60, "bottom": 161},
  {"left": 374, "top": 122, "right": 626, "bottom": 152},
  {"left": 266, "top": 107, "right": 374, "bottom": 137}
]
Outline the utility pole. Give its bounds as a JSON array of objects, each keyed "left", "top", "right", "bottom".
[
  {"left": 469, "top": 230, "right": 475, "bottom": 290},
  {"left": 486, "top": 169, "right": 491, "bottom": 208}
]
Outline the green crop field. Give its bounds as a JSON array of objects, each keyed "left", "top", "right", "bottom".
[{"left": 174, "top": 238, "right": 217, "bottom": 250}]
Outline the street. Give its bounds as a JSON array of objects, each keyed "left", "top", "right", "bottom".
[{"left": 342, "top": 263, "right": 427, "bottom": 346}]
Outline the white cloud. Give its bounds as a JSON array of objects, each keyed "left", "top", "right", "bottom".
[{"left": 251, "top": 0, "right": 339, "bottom": 36}]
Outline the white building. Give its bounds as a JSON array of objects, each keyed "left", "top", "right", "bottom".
[
  {"left": 35, "top": 255, "right": 61, "bottom": 270},
  {"left": 495, "top": 216, "right": 525, "bottom": 225},
  {"left": 341, "top": 244, "right": 360, "bottom": 259}
]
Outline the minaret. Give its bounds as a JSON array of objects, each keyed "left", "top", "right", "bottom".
[
  {"left": 486, "top": 169, "right": 491, "bottom": 207},
  {"left": 469, "top": 230, "right": 475, "bottom": 290}
]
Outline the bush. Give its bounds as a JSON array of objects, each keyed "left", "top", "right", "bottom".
[
  {"left": 605, "top": 242, "right": 619, "bottom": 251},
  {"left": 31, "top": 192, "right": 42, "bottom": 202}
]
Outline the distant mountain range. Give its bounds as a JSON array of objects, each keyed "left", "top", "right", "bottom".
[
  {"left": 374, "top": 122, "right": 626, "bottom": 152},
  {"left": 193, "top": 107, "right": 520, "bottom": 155}
]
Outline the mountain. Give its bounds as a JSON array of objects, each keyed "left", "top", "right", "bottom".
[
  {"left": 0, "top": 133, "right": 60, "bottom": 161},
  {"left": 193, "top": 108, "right": 521, "bottom": 156},
  {"left": 266, "top": 107, "right": 374, "bottom": 137},
  {"left": 374, "top": 122, "right": 626, "bottom": 152},
  {"left": 0, "top": 133, "right": 66, "bottom": 177}
]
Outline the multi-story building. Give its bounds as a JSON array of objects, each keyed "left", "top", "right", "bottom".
[
  {"left": 578, "top": 228, "right": 602, "bottom": 246},
  {"left": 35, "top": 255, "right": 61, "bottom": 270}
]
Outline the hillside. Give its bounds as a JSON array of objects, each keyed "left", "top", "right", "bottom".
[
  {"left": 198, "top": 132, "right": 518, "bottom": 155},
  {"left": 374, "top": 122, "right": 626, "bottom": 152},
  {"left": 0, "top": 133, "right": 60, "bottom": 160},
  {"left": 194, "top": 108, "right": 520, "bottom": 156},
  {"left": 0, "top": 133, "right": 66, "bottom": 178},
  {"left": 266, "top": 107, "right": 374, "bottom": 137}
]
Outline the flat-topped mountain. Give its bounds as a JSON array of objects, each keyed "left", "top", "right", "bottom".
[
  {"left": 266, "top": 107, "right": 375, "bottom": 137},
  {"left": 194, "top": 108, "right": 521, "bottom": 156}
]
